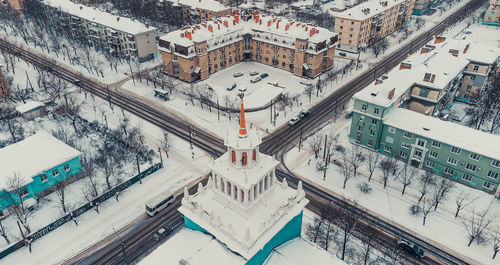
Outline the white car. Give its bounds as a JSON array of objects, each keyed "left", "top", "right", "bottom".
[
  {"left": 249, "top": 71, "right": 259, "bottom": 76},
  {"left": 233, "top": 72, "right": 243, "bottom": 77},
  {"left": 227, "top": 82, "right": 237, "bottom": 91},
  {"left": 288, "top": 117, "right": 300, "bottom": 126},
  {"left": 250, "top": 76, "right": 262, "bottom": 83}
]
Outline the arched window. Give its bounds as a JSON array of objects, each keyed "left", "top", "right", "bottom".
[
  {"left": 233, "top": 185, "right": 237, "bottom": 200},
  {"left": 264, "top": 175, "right": 268, "bottom": 190},
  {"left": 254, "top": 185, "right": 257, "bottom": 199},
  {"left": 252, "top": 149, "right": 256, "bottom": 161},
  {"left": 241, "top": 190, "right": 244, "bottom": 203},
  {"left": 221, "top": 178, "right": 225, "bottom": 193},
  {"left": 227, "top": 182, "right": 232, "bottom": 196},
  {"left": 242, "top": 152, "right": 247, "bottom": 165},
  {"left": 231, "top": 150, "right": 236, "bottom": 163}
]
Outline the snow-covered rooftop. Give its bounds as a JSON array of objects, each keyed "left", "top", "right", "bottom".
[
  {"left": 335, "top": 0, "right": 406, "bottom": 21},
  {"left": 0, "top": 131, "right": 81, "bottom": 190},
  {"left": 384, "top": 108, "right": 500, "bottom": 160},
  {"left": 160, "top": 13, "right": 337, "bottom": 50},
  {"left": 43, "top": 0, "right": 156, "bottom": 35},
  {"left": 179, "top": 179, "right": 308, "bottom": 260},
  {"left": 15, "top": 101, "right": 44, "bottom": 114},
  {"left": 354, "top": 38, "right": 470, "bottom": 107},
  {"left": 139, "top": 229, "right": 345, "bottom": 265},
  {"left": 160, "top": 0, "right": 229, "bottom": 12}
]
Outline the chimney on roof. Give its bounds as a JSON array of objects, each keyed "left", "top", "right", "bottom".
[
  {"left": 434, "top": 36, "right": 446, "bottom": 44},
  {"left": 208, "top": 25, "right": 213, "bottom": 32},
  {"left": 267, "top": 20, "right": 271, "bottom": 27},
  {"left": 117, "top": 17, "right": 120, "bottom": 22},
  {"left": 285, "top": 24, "right": 289, "bottom": 31},
  {"left": 375, "top": 79, "right": 383, "bottom": 85},
  {"left": 146, "top": 24, "right": 149, "bottom": 28},
  {"left": 463, "top": 43, "right": 470, "bottom": 54},
  {"left": 80, "top": 6, "right": 83, "bottom": 10}
]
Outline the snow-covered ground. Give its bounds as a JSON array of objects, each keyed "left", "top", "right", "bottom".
[
  {"left": 0, "top": 50, "right": 211, "bottom": 264},
  {"left": 284, "top": 110, "right": 500, "bottom": 265}
]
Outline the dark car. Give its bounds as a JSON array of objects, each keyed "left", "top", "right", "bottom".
[
  {"left": 339, "top": 52, "right": 347, "bottom": 57},
  {"left": 260, "top": 73, "right": 269, "bottom": 79},
  {"left": 153, "top": 226, "right": 173, "bottom": 241},
  {"left": 299, "top": 109, "right": 310, "bottom": 119},
  {"left": 398, "top": 239, "right": 425, "bottom": 258}
]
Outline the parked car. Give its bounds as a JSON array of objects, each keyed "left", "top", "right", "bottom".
[
  {"left": 227, "top": 82, "right": 237, "bottom": 91},
  {"left": 250, "top": 76, "right": 262, "bottom": 83},
  {"left": 153, "top": 226, "right": 174, "bottom": 241},
  {"left": 233, "top": 72, "right": 243, "bottom": 77},
  {"left": 249, "top": 71, "right": 259, "bottom": 76},
  {"left": 339, "top": 52, "right": 347, "bottom": 57},
  {"left": 288, "top": 117, "right": 300, "bottom": 126},
  {"left": 397, "top": 239, "right": 425, "bottom": 258},
  {"left": 72, "top": 78, "right": 82, "bottom": 86},
  {"left": 260, "top": 73, "right": 269, "bottom": 79},
  {"left": 299, "top": 81, "right": 312, "bottom": 86},
  {"left": 299, "top": 109, "right": 310, "bottom": 119}
]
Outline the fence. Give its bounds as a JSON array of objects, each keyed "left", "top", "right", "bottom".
[{"left": 0, "top": 163, "right": 162, "bottom": 259}]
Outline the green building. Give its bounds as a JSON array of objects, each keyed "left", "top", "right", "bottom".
[{"left": 349, "top": 38, "right": 500, "bottom": 197}]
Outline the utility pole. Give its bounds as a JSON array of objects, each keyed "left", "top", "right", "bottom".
[
  {"left": 298, "top": 127, "right": 303, "bottom": 152},
  {"left": 158, "top": 147, "right": 163, "bottom": 168},
  {"left": 113, "top": 228, "right": 129, "bottom": 265},
  {"left": 217, "top": 98, "right": 220, "bottom": 122},
  {"left": 323, "top": 134, "right": 328, "bottom": 159}
]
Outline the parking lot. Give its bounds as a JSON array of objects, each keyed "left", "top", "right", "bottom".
[{"left": 199, "top": 62, "right": 310, "bottom": 109}]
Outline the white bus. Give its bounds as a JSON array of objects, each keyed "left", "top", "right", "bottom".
[{"left": 145, "top": 190, "right": 175, "bottom": 216}]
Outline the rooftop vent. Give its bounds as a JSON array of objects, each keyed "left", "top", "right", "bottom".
[{"left": 423, "top": 127, "right": 430, "bottom": 131}]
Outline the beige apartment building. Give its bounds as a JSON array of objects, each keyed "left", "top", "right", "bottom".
[
  {"left": 334, "top": 0, "right": 414, "bottom": 52},
  {"left": 159, "top": 0, "right": 231, "bottom": 23},
  {"left": 43, "top": 0, "right": 158, "bottom": 62},
  {"left": 159, "top": 11, "right": 338, "bottom": 82},
  {"left": 484, "top": 0, "right": 500, "bottom": 26}
]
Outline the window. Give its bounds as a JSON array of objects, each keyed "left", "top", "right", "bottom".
[
  {"left": 400, "top": 151, "right": 407, "bottom": 158},
  {"left": 384, "top": 145, "right": 392, "bottom": 153},
  {"left": 18, "top": 187, "right": 28, "bottom": 198},
  {"left": 388, "top": 126, "right": 396, "bottom": 134},
  {"left": 470, "top": 75, "right": 476, "bottom": 81},
  {"left": 447, "top": 157, "right": 458, "bottom": 165},
  {"left": 432, "top": 140, "right": 441, "bottom": 148},
  {"left": 451, "top": 147, "right": 461, "bottom": 154},
  {"left": 374, "top": 108, "right": 379, "bottom": 115},
  {"left": 428, "top": 151, "right": 438, "bottom": 159},
  {"left": 283, "top": 55, "right": 286, "bottom": 59},
  {"left": 417, "top": 139, "right": 425, "bottom": 147},
  {"left": 64, "top": 164, "right": 70, "bottom": 171},
  {"left": 487, "top": 170, "right": 499, "bottom": 180},
  {"left": 371, "top": 119, "right": 377, "bottom": 125},
  {"left": 469, "top": 153, "right": 481, "bottom": 161},
  {"left": 361, "top": 104, "right": 367, "bottom": 112},
  {"left": 466, "top": 85, "right": 472, "bottom": 91},
  {"left": 369, "top": 130, "right": 375, "bottom": 136},
  {"left": 401, "top": 142, "right": 410, "bottom": 149},
  {"left": 368, "top": 140, "right": 373, "bottom": 146},
  {"left": 462, "top": 173, "right": 472, "bottom": 182},
  {"left": 385, "top": 136, "right": 394, "bottom": 144},
  {"left": 483, "top": 181, "right": 493, "bottom": 190},
  {"left": 41, "top": 175, "right": 48, "bottom": 183},
  {"left": 358, "top": 126, "right": 363, "bottom": 131},
  {"left": 414, "top": 150, "right": 423, "bottom": 159},
  {"left": 493, "top": 160, "right": 500, "bottom": 168},
  {"left": 52, "top": 169, "right": 59, "bottom": 177},
  {"left": 465, "top": 163, "right": 476, "bottom": 172},
  {"left": 473, "top": 65, "right": 479, "bottom": 71},
  {"left": 425, "top": 160, "right": 434, "bottom": 168},
  {"left": 403, "top": 131, "right": 412, "bottom": 139},
  {"left": 444, "top": 167, "right": 454, "bottom": 175}
]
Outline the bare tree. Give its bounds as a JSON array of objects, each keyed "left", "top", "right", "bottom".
[
  {"left": 318, "top": 205, "right": 337, "bottom": 250},
  {"left": 303, "top": 84, "right": 314, "bottom": 103},
  {"left": 6, "top": 173, "right": 32, "bottom": 238},
  {"left": 432, "top": 177, "right": 455, "bottom": 211},
  {"left": 455, "top": 192, "right": 477, "bottom": 218},
  {"left": 64, "top": 95, "right": 82, "bottom": 133},
  {"left": 492, "top": 228, "right": 500, "bottom": 260},
  {"left": 360, "top": 224, "right": 378, "bottom": 265},
  {"left": 308, "top": 133, "right": 323, "bottom": 159},
  {"left": 161, "top": 131, "right": 174, "bottom": 159},
  {"left": 53, "top": 179, "right": 68, "bottom": 214},
  {"left": 397, "top": 164, "right": 417, "bottom": 196},
  {"left": 305, "top": 215, "right": 326, "bottom": 244},
  {"left": 348, "top": 145, "right": 365, "bottom": 177},
  {"left": 338, "top": 150, "right": 355, "bottom": 189},
  {"left": 371, "top": 38, "right": 389, "bottom": 58},
  {"left": 417, "top": 171, "right": 436, "bottom": 203},
  {"left": 0, "top": 218, "right": 10, "bottom": 245},
  {"left": 366, "top": 151, "right": 380, "bottom": 182},
  {"left": 421, "top": 196, "right": 435, "bottom": 226},
  {"left": 378, "top": 158, "right": 395, "bottom": 189},
  {"left": 81, "top": 158, "right": 100, "bottom": 213},
  {"left": 461, "top": 207, "right": 496, "bottom": 246},
  {"left": 336, "top": 205, "right": 362, "bottom": 260}
]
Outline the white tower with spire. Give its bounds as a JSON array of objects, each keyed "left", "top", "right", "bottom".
[{"left": 179, "top": 90, "right": 308, "bottom": 265}]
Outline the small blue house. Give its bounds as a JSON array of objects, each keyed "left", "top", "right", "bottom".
[{"left": 0, "top": 131, "right": 82, "bottom": 216}]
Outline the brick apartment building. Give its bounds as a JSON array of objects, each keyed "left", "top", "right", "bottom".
[
  {"left": 333, "top": 0, "right": 415, "bottom": 52},
  {"left": 484, "top": 0, "right": 500, "bottom": 26},
  {"left": 349, "top": 36, "right": 500, "bottom": 197},
  {"left": 159, "top": 11, "right": 338, "bottom": 82},
  {"left": 42, "top": 0, "right": 158, "bottom": 62}
]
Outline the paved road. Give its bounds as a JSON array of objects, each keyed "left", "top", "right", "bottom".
[{"left": 0, "top": 1, "right": 485, "bottom": 264}]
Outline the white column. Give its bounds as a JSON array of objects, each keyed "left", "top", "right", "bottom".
[{"left": 237, "top": 186, "right": 241, "bottom": 202}]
